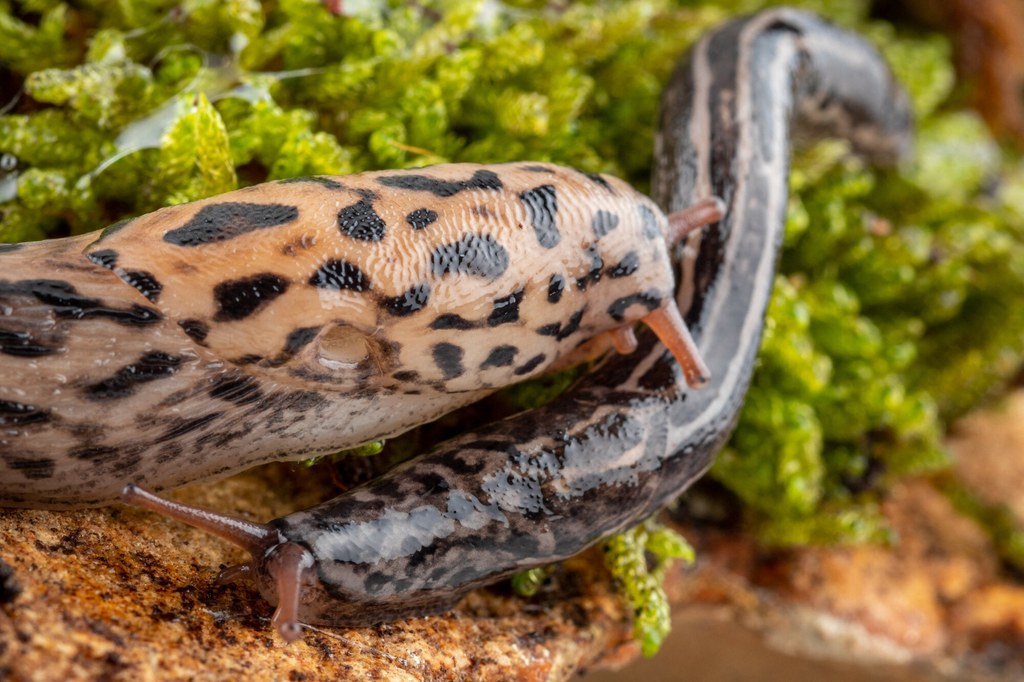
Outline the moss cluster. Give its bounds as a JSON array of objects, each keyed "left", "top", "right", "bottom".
[{"left": 3, "top": 0, "right": 1024, "bottom": 656}]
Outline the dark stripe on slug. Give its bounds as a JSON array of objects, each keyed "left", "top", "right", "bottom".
[
  {"left": 392, "top": 370, "right": 420, "bottom": 382},
  {"left": 382, "top": 283, "right": 430, "bottom": 317},
  {"left": 7, "top": 457, "right": 55, "bottom": 480},
  {"left": 520, "top": 165, "right": 555, "bottom": 173},
  {"left": 487, "top": 287, "right": 525, "bottom": 327},
  {"left": 581, "top": 171, "right": 613, "bottom": 191},
  {"left": 0, "top": 243, "right": 23, "bottom": 253},
  {"left": 213, "top": 274, "right": 289, "bottom": 321},
  {"left": 0, "top": 400, "right": 51, "bottom": 426},
  {"left": 607, "top": 290, "right": 662, "bottom": 322},
  {"left": 519, "top": 185, "right": 560, "bottom": 248},
  {"left": 338, "top": 195, "right": 387, "bottom": 242},
  {"left": 85, "top": 351, "right": 183, "bottom": 401},
  {"left": 430, "top": 314, "right": 475, "bottom": 330},
  {"left": 638, "top": 204, "right": 661, "bottom": 239},
  {"left": 164, "top": 203, "right": 299, "bottom": 246},
  {"left": 406, "top": 208, "right": 438, "bottom": 230},
  {"left": 0, "top": 329, "right": 60, "bottom": 357},
  {"left": 432, "top": 343, "right": 465, "bottom": 380},
  {"left": 1, "top": 279, "right": 163, "bottom": 326},
  {"left": 121, "top": 270, "right": 163, "bottom": 302},
  {"left": 159, "top": 413, "right": 222, "bottom": 441},
  {"left": 514, "top": 353, "right": 546, "bottom": 376},
  {"left": 429, "top": 234, "right": 509, "bottom": 279},
  {"left": 608, "top": 251, "right": 640, "bottom": 278},
  {"left": 547, "top": 273, "right": 565, "bottom": 303},
  {"left": 284, "top": 326, "right": 321, "bottom": 355},
  {"left": 277, "top": 176, "right": 344, "bottom": 190},
  {"left": 480, "top": 345, "right": 517, "bottom": 368},
  {"left": 209, "top": 373, "right": 263, "bottom": 405},
  {"left": 178, "top": 319, "right": 209, "bottom": 344},
  {"left": 95, "top": 217, "right": 133, "bottom": 241},
  {"left": 535, "top": 308, "right": 585, "bottom": 341},
  {"left": 592, "top": 211, "right": 619, "bottom": 238},
  {"left": 377, "top": 169, "right": 503, "bottom": 197},
  {"left": 87, "top": 249, "right": 118, "bottom": 268},
  {"left": 309, "top": 259, "right": 372, "bottom": 292},
  {"left": 70, "top": 446, "right": 119, "bottom": 464},
  {"left": 575, "top": 245, "right": 603, "bottom": 290}
]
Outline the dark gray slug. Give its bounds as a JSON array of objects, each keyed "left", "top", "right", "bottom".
[{"left": 121, "top": 7, "right": 913, "bottom": 640}]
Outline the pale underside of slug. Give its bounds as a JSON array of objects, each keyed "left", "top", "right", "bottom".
[{"left": 0, "top": 162, "right": 708, "bottom": 508}]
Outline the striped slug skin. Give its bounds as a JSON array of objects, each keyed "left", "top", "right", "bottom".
[
  {"left": 1, "top": 161, "right": 716, "bottom": 508},
  {"left": 119, "top": 8, "right": 914, "bottom": 641}
]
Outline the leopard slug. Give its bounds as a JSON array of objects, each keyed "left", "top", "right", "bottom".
[
  {"left": 0, "top": 162, "right": 722, "bottom": 508},
  {"left": 120, "top": 8, "right": 914, "bottom": 641}
]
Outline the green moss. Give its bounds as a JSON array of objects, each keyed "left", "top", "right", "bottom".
[{"left": 2, "top": 0, "right": 1024, "bottom": 656}]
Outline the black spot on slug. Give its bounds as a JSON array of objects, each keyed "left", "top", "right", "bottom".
[
  {"left": 607, "top": 290, "right": 662, "bottom": 322},
  {"left": 520, "top": 165, "right": 555, "bottom": 173},
  {"left": 480, "top": 345, "right": 517, "bottom": 368},
  {"left": 382, "top": 283, "right": 431, "bottom": 317},
  {"left": 432, "top": 342, "right": 465, "bottom": 380},
  {"left": 514, "top": 353, "right": 546, "bottom": 376},
  {"left": 87, "top": 248, "right": 118, "bottom": 268},
  {"left": 519, "top": 185, "right": 559, "bottom": 249},
  {"left": 85, "top": 351, "right": 183, "bottom": 401},
  {"left": 338, "top": 196, "right": 387, "bottom": 242},
  {"left": 70, "top": 446, "right": 119, "bottom": 464},
  {"left": 121, "top": 270, "right": 163, "bottom": 302},
  {"left": 592, "top": 210, "right": 619, "bottom": 238},
  {"left": 209, "top": 373, "right": 263, "bottom": 405},
  {"left": 430, "top": 314, "right": 476, "bottom": 330},
  {"left": 377, "top": 169, "right": 503, "bottom": 197},
  {"left": 608, "top": 250, "right": 640, "bottom": 278},
  {"left": 547, "top": 273, "right": 565, "bottom": 304},
  {"left": 178, "top": 319, "right": 209, "bottom": 344},
  {"left": 164, "top": 203, "right": 299, "bottom": 246},
  {"left": 284, "top": 326, "right": 321, "bottom": 355},
  {"left": 159, "top": 413, "right": 221, "bottom": 441},
  {"left": 1, "top": 279, "right": 163, "bottom": 326},
  {"left": 8, "top": 457, "right": 55, "bottom": 480},
  {"left": 277, "top": 176, "right": 344, "bottom": 190},
  {"left": 487, "top": 287, "right": 525, "bottom": 327},
  {"left": 213, "top": 274, "right": 289, "bottom": 321},
  {"left": 575, "top": 245, "right": 604, "bottom": 290},
  {"left": 0, "top": 329, "right": 60, "bottom": 357},
  {"left": 429, "top": 233, "right": 509, "bottom": 279},
  {"left": 535, "top": 307, "right": 585, "bottom": 341},
  {"left": 0, "top": 400, "right": 50, "bottom": 426},
  {"left": 309, "top": 259, "right": 371, "bottom": 292},
  {"left": 638, "top": 204, "right": 661, "bottom": 239},
  {"left": 581, "top": 171, "right": 613, "bottom": 191},
  {"left": 406, "top": 208, "right": 438, "bottom": 230},
  {"left": 392, "top": 370, "right": 420, "bottom": 382}
]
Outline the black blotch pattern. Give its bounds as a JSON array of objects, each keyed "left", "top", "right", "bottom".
[
  {"left": 1, "top": 279, "right": 162, "bottom": 326},
  {"left": 382, "top": 283, "right": 430, "bottom": 316},
  {"left": 122, "top": 270, "right": 163, "bottom": 302},
  {"left": 487, "top": 287, "right": 525, "bottom": 327},
  {"left": 519, "top": 185, "right": 560, "bottom": 249},
  {"left": 70, "top": 446, "right": 119, "bottom": 464},
  {"left": 284, "top": 326, "right": 321, "bottom": 355},
  {"left": 406, "top": 208, "right": 438, "bottom": 230},
  {"left": 8, "top": 457, "right": 55, "bottom": 480},
  {"left": 430, "top": 233, "right": 509, "bottom": 279},
  {"left": 608, "top": 290, "right": 662, "bottom": 322},
  {"left": 392, "top": 370, "right": 420, "bottom": 382},
  {"left": 480, "top": 345, "right": 517, "bottom": 368},
  {"left": 514, "top": 353, "right": 546, "bottom": 376},
  {"left": 638, "top": 204, "right": 661, "bottom": 239},
  {"left": 377, "top": 169, "right": 503, "bottom": 197},
  {"left": 338, "top": 196, "right": 387, "bottom": 241},
  {"left": 278, "top": 176, "right": 344, "bottom": 190},
  {"left": 0, "top": 400, "right": 50, "bottom": 426},
  {"left": 430, "top": 314, "right": 475, "bottom": 330},
  {"left": 576, "top": 245, "right": 604, "bottom": 290},
  {"left": 159, "top": 413, "right": 221, "bottom": 441},
  {"left": 0, "top": 329, "right": 59, "bottom": 357},
  {"left": 608, "top": 251, "right": 640, "bottom": 278},
  {"left": 535, "top": 307, "right": 585, "bottom": 341},
  {"left": 309, "top": 259, "right": 371, "bottom": 292},
  {"left": 85, "top": 351, "right": 183, "bottom": 401},
  {"left": 536, "top": 322, "right": 560, "bottom": 337},
  {"left": 592, "top": 210, "right": 619, "bottom": 238},
  {"left": 87, "top": 249, "right": 118, "bottom": 268},
  {"left": 164, "top": 203, "right": 299, "bottom": 246},
  {"left": 179, "top": 319, "right": 209, "bottom": 344},
  {"left": 209, "top": 373, "right": 263, "bottom": 405},
  {"left": 213, "top": 273, "right": 289, "bottom": 321},
  {"left": 582, "top": 171, "right": 613, "bottom": 191},
  {"left": 432, "top": 342, "right": 465, "bottom": 380},
  {"left": 547, "top": 273, "right": 565, "bottom": 304}
]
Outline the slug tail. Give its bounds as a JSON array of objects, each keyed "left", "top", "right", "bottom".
[
  {"left": 642, "top": 303, "right": 710, "bottom": 388},
  {"left": 666, "top": 196, "right": 726, "bottom": 244},
  {"left": 120, "top": 484, "right": 278, "bottom": 556}
]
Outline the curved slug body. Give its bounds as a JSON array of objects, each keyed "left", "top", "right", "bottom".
[
  {"left": 1, "top": 162, "right": 713, "bottom": 507},
  {"left": 120, "top": 9, "right": 915, "bottom": 641}
]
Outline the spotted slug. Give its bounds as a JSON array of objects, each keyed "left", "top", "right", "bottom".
[
  {"left": 1, "top": 155, "right": 727, "bottom": 507},
  {"left": 108, "top": 9, "right": 916, "bottom": 641}
]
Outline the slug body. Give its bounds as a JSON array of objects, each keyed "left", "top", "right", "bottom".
[
  {"left": 1, "top": 163, "right": 715, "bottom": 507},
  {"left": 121, "top": 8, "right": 914, "bottom": 640}
]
